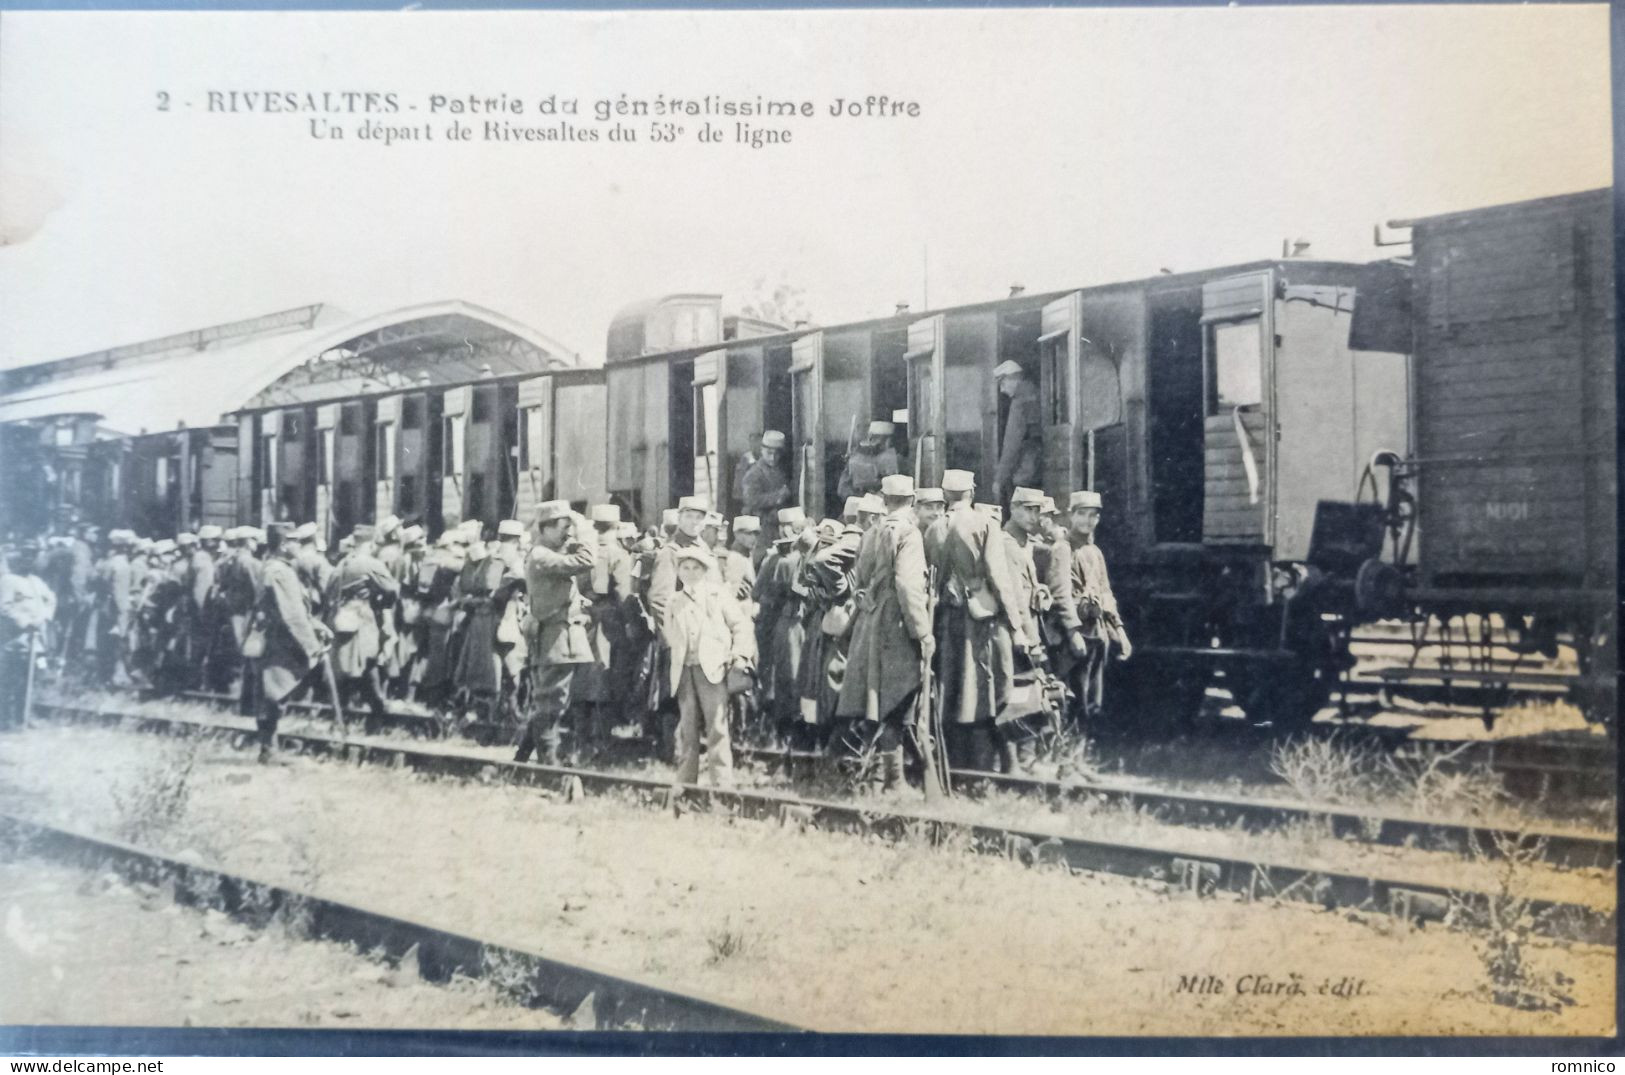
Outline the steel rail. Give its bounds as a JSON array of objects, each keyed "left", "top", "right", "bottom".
[
  {"left": 106, "top": 686, "right": 1618, "bottom": 865},
  {"left": 136, "top": 685, "right": 1617, "bottom": 780},
  {"left": 0, "top": 813, "right": 803, "bottom": 1033},
  {"left": 729, "top": 745, "right": 1616, "bottom": 870},
  {"left": 32, "top": 701, "right": 1618, "bottom": 946}
]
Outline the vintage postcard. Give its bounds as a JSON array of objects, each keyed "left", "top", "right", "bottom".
[{"left": 0, "top": 3, "right": 1615, "bottom": 1052}]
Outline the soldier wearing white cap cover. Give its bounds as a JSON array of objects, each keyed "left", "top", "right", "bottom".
[
  {"left": 833, "top": 473, "right": 932, "bottom": 792},
  {"left": 1047, "top": 489, "right": 1131, "bottom": 736}
]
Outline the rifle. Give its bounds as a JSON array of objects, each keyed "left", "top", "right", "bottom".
[
  {"left": 20, "top": 628, "right": 39, "bottom": 729},
  {"left": 915, "top": 566, "right": 950, "bottom": 801},
  {"left": 319, "top": 644, "right": 347, "bottom": 741}
]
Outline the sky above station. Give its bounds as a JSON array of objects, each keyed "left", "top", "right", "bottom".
[{"left": 0, "top": 5, "right": 1612, "bottom": 383}]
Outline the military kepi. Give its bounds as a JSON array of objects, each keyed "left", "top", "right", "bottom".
[
  {"left": 534, "top": 500, "right": 572, "bottom": 524},
  {"left": 1069, "top": 490, "right": 1103, "bottom": 510},
  {"left": 880, "top": 474, "right": 915, "bottom": 497}
]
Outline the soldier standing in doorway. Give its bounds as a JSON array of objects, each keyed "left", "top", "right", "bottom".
[
  {"left": 992, "top": 361, "right": 1042, "bottom": 508},
  {"left": 741, "top": 431, "right": 793, "bottom": 550}
]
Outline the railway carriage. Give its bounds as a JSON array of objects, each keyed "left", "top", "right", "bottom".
[
  {"left": 607, "top": 265, "right": 1411, "bottom": 728},
  {"left": 1379, "top": 189, "right": 1617, "bottom": 720}
]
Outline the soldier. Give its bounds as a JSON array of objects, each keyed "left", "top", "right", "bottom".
[
  {"left": 837, "top": 420, "right": 902, "bottom": 500},
  {"left": 416, "top": 532, "right": 466, "bottom": 710},
  {"left": 757, "top": 506, "right": 808, "bottom": 743},
  {"left": 936, "top": 468, "right": 1026, "bottom": 773},
  {"left": 740, "top": 430, "right": 793, "bottom": 548},
  {"left": 208, "top": 527, "right": 263, "bottom": 701},
  {"left": 516, "top": 500, "right": 595, "bottom": 765},
  {"left": 1047, "top": 489, "right": 1132, "bottom": 734},
  {"left": 721, "top": 516, "right": 759, "bottom": 611},
  {"left": 142, "top": 538, "right": 191, "bottom": 693},
  {"left": 701, "top": 512, "right": 724, "bottom": 551},
  {"left": 387, "top": 525, "right": 428, "bottom": 696},
  {"left": 914, "top": 487, "right": 946, "bottom": 534},
  {"left": 488, "top": 519, "right": 531, "bottom": 728},
  {"left": 324, "top": 525, "right": 399, "bottom": 728},
  {"left": 183, "top": 527, "right": 219, "bottom": 690},
  {"left": 292, "top": 523, "right": 334, "bottom": 618},
  {"left": 992, "top": 360, "right": 1042, "bottom": 507},
  {"left": 794, "top": 514, "right": 861, "bottom": 774},
  {"left": 647, "top": 495, "right": 712, "bottom": 632},
  {"left": 61, "top": 524, "right": 96, "bottom": 669},
  {"left": 573, "top": 504, "right": 634, "bottom": 756},
  {"left": 374, "top": 515, "right": 404, "bottom": 571},
  {"left": 0, "top": 542, "right": 56, "bottom": 731},
  {"left": 254, "top": 522, "right": 331, "bottom": 763},
  {"left": 995, "top": 486, "right": 1052, "bottom": 774},
  {"left": 662, "top": 544, "right": 755, "bottom": 787},
  {"left": 832, "top": 474, "right": 933, "bottom": 793},
  {"left": 86, "top": 530, "right": 134, "bottom": 686}
]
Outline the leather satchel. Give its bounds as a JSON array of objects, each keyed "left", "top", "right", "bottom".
[
  {"left": 725, "top": 662, "right": 755, "bottom": 696},
  {"left": 240, "top": 609, "right": 268, "bottom": 659}
]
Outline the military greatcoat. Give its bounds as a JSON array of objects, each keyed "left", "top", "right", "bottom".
[{"left": 836, "top": 508, "right": 932, "bottom": 722}]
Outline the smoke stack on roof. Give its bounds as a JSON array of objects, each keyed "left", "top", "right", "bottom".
[
  {"left": 478, "top": 363, "right": 493, "bottom": 379},
  {"left": 895, "top": 303, "right": 910, "bottom": 315},
  {"left": 1009, "top": 285, "right": 1025, "bottom": 297},
  {"left": 793, "top": 319, "right": 809, "bottom": 329}
]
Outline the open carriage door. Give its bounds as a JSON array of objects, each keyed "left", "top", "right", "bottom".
[
  {"left": 905, "top": 316, "right": 945, "bottom": 487},
  {"left": 789, "top": 332, "right": 824, "bottom": 517},
  {"left": 691, "top": 349, "right": 726, "bottom": 510},
  {"left": 1038, "top": 293, "right": 1084, "bottom": 497},
  {"left": 515, "top": 375, "right": 554, "bottom": 523},
  {"left": 1200, "top": 270, "right": 1276, "bottom": 546}
]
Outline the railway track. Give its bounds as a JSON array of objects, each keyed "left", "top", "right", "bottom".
[
  {"left": 729, "top": 746, "right": 1616, "bottom": 871},
  {"left": 99, "top": 686, "right": 1619, "bottom": 867},
  {"left": 0, "top": 813, "right": 801, "bottom": 1033},
  {"left": 27, "top": 699, "right": 1618, "bottom": 946},
  {"left": 140, "top": 686, "right": 1618, "bottom": 790}
]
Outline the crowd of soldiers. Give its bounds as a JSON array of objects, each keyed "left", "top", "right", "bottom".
[{"left": 1, "top": 416, "right": 1126, "bottom": 796}]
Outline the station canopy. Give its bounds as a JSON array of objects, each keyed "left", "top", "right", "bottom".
[{"left": 0, "top": 300, "right": 579, "bottom": 435}]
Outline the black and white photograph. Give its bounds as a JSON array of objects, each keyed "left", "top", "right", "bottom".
[{"left": 0, "top": 2, "right": 1616, "bottom": 1049}]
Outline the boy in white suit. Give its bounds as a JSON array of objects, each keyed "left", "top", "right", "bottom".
[{"left": 663, "top": 544, "right": 756, "bottom": 787}]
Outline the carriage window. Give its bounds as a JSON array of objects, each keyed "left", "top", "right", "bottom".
[
  {"left": 517, "top": 406, "right": 533, "bottom": 469},
  {"left": 401, "top": 398, "right": 422, "bottom": 430},
  {"left": 375, "top": 422, "right": 396, "bottom": 480},
  {"left": 908, "top": 358, "right": 934, "bottom": 436},
  {"left": 1040, "top": 337, "right": 1067, "bottom": 426},
  {"left": 318, "top": 428, "right": 334, "bottom": 486},
  {"left": 694, "top": 382, "right": 719, "bottom": 457},
  {"left": 398, "top": 475, "right": 417, "bottom": 515},
  {"left": 260, "top": 434, "right": 277, "bottom": 488},
  {"left": 1209, "top": 319, "right": 1263, "bottom": 413},
  {"left": 339, "top": 408, "right": 359, "bottom": 435},
  {"left": 466, "top": 472, "right": 486, "bottom": 517},
  {"left": 283, "top": 413, "right": 303, "bottom": 439},
  {"left": 442, "top": 415, "right": 466, "bottom": 476},
  {"left": 1078, "top": 344, "right": 1122, "bottom": 432},
  {"left": 471, "top": 391, "right": 491, "bottom": 423}
]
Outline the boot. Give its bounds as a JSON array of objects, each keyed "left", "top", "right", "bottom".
[
  {"left": 881, "top": 746, "right": 905, "bottom": 793},
  {"left": 999, "top": 740, "right": 1021, "bottom": 776}
]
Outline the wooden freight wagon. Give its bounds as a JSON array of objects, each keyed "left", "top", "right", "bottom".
[{"left": 1402, "top": 189, "right": 1616, "bottom": 609}]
